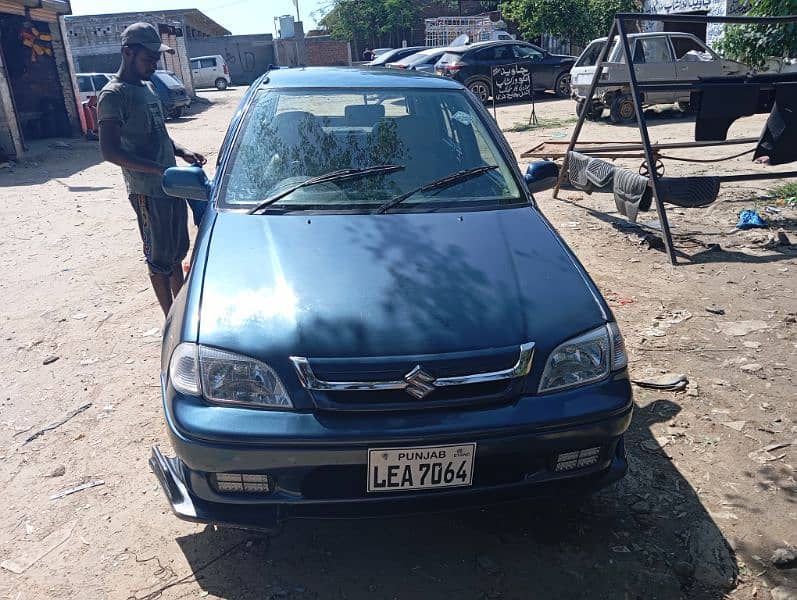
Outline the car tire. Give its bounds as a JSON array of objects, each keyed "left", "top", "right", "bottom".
[
  {"left": 576, "top": 99, "right": 602, "bottom": 121},
  {"left": 215, "top": 78, "right": 228, "bottom": 91},
  {"left": 170, "top": 106, "right": 185, "bottom": 119},
  {"left": 609, "top": 94, "right": 636, "bottom": 124},
  {"left": 554, "top": 72, "right": 571, "bottom": 98},
  {"left": 466, "top": 77, "right": 492, "bottom": 103}
]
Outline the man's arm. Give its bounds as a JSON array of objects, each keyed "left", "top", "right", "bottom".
[
  {"left": 99, "top": 120, "right": 165, "bottom": 176},
  {"left": 173, "top": 140, "right": 206, "bottom": 167}
]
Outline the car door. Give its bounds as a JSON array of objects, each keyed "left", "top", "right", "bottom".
[
  {"left": 512, "top": 43, "right": 549, "bottom": 89},
  {"left": 628, "top": 36, "right": 677, "bottom": 103},
  {"left": 190, "top": 59, "right": 204, "bottom": 87},
  {"left": 76, "top": 75, "right": 93, "bottom": 103},
  {"left": 670, "top": 35, "right": 721, "bottom": 81},
  {"left": 202, "top": 57, "right": 220, "bottom": 86},
  {"left": 475, "top": 44, "right": 515, "bottom": 82}
]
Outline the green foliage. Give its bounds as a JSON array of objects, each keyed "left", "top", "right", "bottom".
[
  {"left": 716, "top": 0, "right": 797, "bottom": 69},
  {"left": 503, "top": 0, "right": 638, "bottom": 46}
]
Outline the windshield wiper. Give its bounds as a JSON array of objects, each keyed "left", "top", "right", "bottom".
[
  {"left": 248, "top": 164, "right": 405, "bottom": 215},
  {"left": 374, "top": 165, "right": 499, "bottom": 214}
]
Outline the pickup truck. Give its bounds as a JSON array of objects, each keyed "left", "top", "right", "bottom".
[{"left": 570, "top": 32, "right": 749, "bottom": 123}]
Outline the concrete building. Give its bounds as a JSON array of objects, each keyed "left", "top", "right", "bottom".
[
  {"left": 0, "top": 0, "right": 82, "bottom": 159},
  {"left": 641, "top": 0, "right": 748, "bottom": 46},
  {"left": 64, "top": 9, "right": 231, "bottom": 96}
]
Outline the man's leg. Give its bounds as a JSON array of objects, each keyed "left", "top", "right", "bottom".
[
  {"left": 170, "top": 262, "right": 184, "bottom": 297},
  {"left": 150, "top": 273, "right": 173, "bottom": 315},
  {"left": 129, "top": 194, "right": 189, "bottom": 317}
]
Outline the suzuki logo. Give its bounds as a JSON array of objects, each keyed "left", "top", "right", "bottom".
[{"left": 404, "top": 365, "right": 436, "bottom": 399}]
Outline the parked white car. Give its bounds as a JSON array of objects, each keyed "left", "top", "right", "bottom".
[
  {"left": 570, "top": 32, "right": 749, "bottom": 122},
  {"left": 76, "top": 72, "right": 113, "bottom": 103},
  {"left": 189, "top": 55, "right": 231, "bottom": 90}
]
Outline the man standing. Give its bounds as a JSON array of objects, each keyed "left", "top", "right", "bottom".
[
  {"left": 98, "top": 22, "right": 206, "bottom": 316},
  {"left": 362, "top": 47, "right": 374, "bottom": 62}
]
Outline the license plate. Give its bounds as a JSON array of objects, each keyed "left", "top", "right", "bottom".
[{"left": 367, "top": 443, "right": 475, "bottom": 492}]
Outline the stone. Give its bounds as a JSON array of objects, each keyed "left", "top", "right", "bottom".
[
  {"left": 687, "top": 521, "right": 736, "bottom": 590},
  {"left": 772, "top": 547, "right": 797, "bottom": 569},
  {"left": 716, "top": 320, "right": 769, "bottom": 337},
  {"left": 42, "top": 355, "right": 59, "bottom": 365},
  {"left": 740, "top": 363, "right": 763, "bottom": 373},
  {"left": 771, "top": 586, "right": 797, "bottom": 600}
]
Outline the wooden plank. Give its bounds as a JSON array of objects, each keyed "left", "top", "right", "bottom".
[{"left": 0, "top": 1, "right": 26, "bottom": 16}]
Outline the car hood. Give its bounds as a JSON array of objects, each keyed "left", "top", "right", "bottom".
[{"left": 197, "top": 207, "right": 607, "bottom": 361}]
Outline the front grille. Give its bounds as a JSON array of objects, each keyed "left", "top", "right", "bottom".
[{"left": 305, "top": 345, "right": 525, "bottom": 412}]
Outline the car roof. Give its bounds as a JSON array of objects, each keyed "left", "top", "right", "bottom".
[
  {"left": 262, "top": 66, "right": 464, "bottom": 89},
  {"left": 589, "top": 32, "right": 698, "bottom": 44},
  {"left": 447, "top": 40, "right": 530, "bottom": 52},
  {"left": 191, "top": 55, "right": 224, "bottom": 60}
]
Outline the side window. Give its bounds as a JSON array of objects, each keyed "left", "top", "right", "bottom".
[
  {"left": 190, "top": 60, "right": 200, "bottom": 69},
  {"left": 514, "top": 45, "right": 543, "bottom": 60},
  {"left": 636, "top": 37, "right": 672, "bottom": 64},
  {"left": 77, "top": 76, "right": 93, "bottom": 93},
  {"left": 200, "top": 58, "right": 216, "bottom": 69},
  {"left": 494, "top": 45, "right": 513, "bottom": 60},
  {"left": 92, "top": 75, "right": 109, "bottom": 91},
  {"left": 474, "top": 48, "right": 495, "bottom": 61},
  {"left": 671, "top": 36, "right": 714, "bottom": 60}
]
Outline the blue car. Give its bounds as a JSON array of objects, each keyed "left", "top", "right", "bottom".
[{"left": 152, "top": 67, "right": 633, "bottom": 531}]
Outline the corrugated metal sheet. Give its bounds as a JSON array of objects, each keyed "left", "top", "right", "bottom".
[{"left": 0, "top": 1, "right": 26, "bottom": 16}]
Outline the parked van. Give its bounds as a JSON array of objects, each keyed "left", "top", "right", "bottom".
[{"left": 189, "top": 55, "right": 231, "bottom": 90}]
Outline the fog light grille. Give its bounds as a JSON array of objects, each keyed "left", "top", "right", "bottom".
[
  {"left": 213, "top": 473, "right": 271, "bottom": 493},
  {"left": 554, "top": 447, "right": 601, "bottom": 472}
]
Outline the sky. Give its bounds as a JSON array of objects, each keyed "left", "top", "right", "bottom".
[{"left": 70, "top": 0, "right": 332, "bottom": 36}]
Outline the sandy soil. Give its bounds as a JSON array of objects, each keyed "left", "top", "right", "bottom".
[{"left": 0, "top": 85, "right": 794, "bottom": 600}]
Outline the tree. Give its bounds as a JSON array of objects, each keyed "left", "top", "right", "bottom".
[
  {"left": 318, "top": 0, "right": 501, "bottom": 56},
  {"left": 502, "top": 0, "right": 638, "bottom": 47},
  {"left": 716, "top": 0, "right": 797, "bottom": 69}
]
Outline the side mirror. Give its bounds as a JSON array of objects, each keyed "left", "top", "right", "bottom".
[
  {"left": 162, "top": 166, "right": 211, "bottom": 201},
  {"left": 524, "top": 161, "right": 559, "bottom": 193}
]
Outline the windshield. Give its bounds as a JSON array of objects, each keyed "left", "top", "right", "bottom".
[
  {"left": 156, "top": 72, "right": 183, "bottom": 87},
  {"left": 398, "top": 51, "right": 441, "bottom": 66},
  {"left": 221, "top": 88, "right": 522, "bottom": 212},
  {"left": 576, "top": 41, "right": 609, "bottom": 67}
]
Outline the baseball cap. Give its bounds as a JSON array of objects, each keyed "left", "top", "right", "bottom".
[{"left": 121, "top": 22, "right": 175, "bottom": 54}]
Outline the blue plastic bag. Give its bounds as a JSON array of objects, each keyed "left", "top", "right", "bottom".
[{"left": 735, "top": 209, "right": 767, "bottom": 230}]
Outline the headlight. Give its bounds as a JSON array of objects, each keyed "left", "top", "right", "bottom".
[
  {"left": 538, "top": 323, "right": 627, "bottom": 393},
  {"left": 168, "top": 343, "right": 293, "bottom": 409}
]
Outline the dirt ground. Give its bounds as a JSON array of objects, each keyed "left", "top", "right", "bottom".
[{"left": 0, "top": 84, "right": 795, "bottom": 600}]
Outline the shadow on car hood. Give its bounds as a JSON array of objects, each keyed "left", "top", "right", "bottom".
[{"left": 198, "top": 206, "right": 607, "bottom": 361}]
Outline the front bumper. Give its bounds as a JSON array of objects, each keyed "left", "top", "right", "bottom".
[{"left": 150, "top": 388, "right": 632, "bottom": 530}]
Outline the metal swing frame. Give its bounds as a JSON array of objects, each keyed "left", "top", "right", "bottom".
[{"left": 553, "top": 13, "right": 797, "bottom": 265}]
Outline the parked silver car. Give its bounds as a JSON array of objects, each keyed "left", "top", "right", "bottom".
[{"left": 570, "top": 32, "right": 749, "bottom": 122}]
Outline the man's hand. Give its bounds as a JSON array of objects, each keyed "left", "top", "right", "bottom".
[{"left": 175, "top": 146, "right": 207, "bottom": 167}]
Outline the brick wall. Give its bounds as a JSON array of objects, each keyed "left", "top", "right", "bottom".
[{"left": 305, "top": 37, "right": 351, "bottom": 67}]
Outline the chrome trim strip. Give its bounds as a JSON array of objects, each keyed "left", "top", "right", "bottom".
[{"left": 290, "top": 342, "right": 535, "bottom": 393}]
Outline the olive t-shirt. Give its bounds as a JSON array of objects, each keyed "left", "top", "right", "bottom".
[{"left": 97, "top": 78, "right": 176, "bottom": 197}]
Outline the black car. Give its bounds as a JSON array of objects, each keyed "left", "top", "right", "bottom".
[
  {"left": 435, "top": 41, "right": 576, "bottom": 101},
  {"left": 369, "top": 46, "right": 428, "bottom": 67},
  {"left": 151, "top": 70, "right": 191, "bottom": 119}
]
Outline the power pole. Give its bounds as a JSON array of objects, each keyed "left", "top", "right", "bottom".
[{"left": 294, "top": 0, "right": 300, "bottom": 22}]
